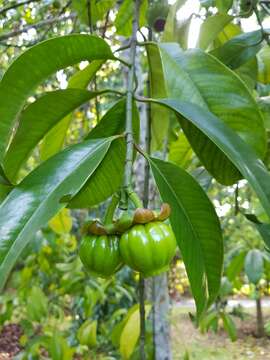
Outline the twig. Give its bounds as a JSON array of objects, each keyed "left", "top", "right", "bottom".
[
  {"left": 39, "top": 0, "right": 72, "bottom": 41},
  {"left": 87, "top": 0, "right": 94, "bottom": 34},
  {"left": 234, "top": 183, "right": 239, "bottom": 216},
  {"left": 253, "top": 3, "right": 270, "bottom": 46},
  {"left": 102, "top": 10, "right": 110, "bottom": 38},
  {"left": 0, "top": 0, "right": 41, "bottom": 16},
  {"left": 0, "top": 13, "right": 76, "bottom": 41}
]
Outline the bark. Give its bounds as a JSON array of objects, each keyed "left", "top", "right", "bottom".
[
  {"left": 256, "top": 297, "right": 265, "bottom": 337},
  {"left": 153, "top": 274, "right": 172, "bottom": 360}
]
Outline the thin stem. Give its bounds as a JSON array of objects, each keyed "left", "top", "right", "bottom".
[
  {"left": 143, "top": 27, "right": 152, "bottom": 209},
  {"left": 104, "top": 193, "right": 120, "bottom": 225},
  {"left": 122, "top": 0, "right": 140, "bottom": 206},
  {"left": 87, "top": 0, "right": 94, "bottom": 34},
  {"left": 234, "top": 183, "right": 239, "bottom": 216},
  {"left": 139, "top": 273, "right": 146, "bottom": 360},
  {"left": 128, "top": 188, "right": 143, "bottom": 208},
  {"left": 253, "top": 3, "right": 270, "bottom": 46},
  {"left": 0, "top": 13, "right": 76, "bottom": 41},
  {"left": 0, "top": 0, "right": 41, "bottom": 16}
]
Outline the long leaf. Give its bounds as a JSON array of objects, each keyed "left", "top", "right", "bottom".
[
  {"left": 152, "top": 99, "right": 270, "bottom": 219},
  {"left": 158, "top": 43, "right": 266, "bottom": 185},
  {"left": 40, "top": 60, "right": 105, "bottom": 161},
  {"left": 197, "top": 14, "right": 233, "bottom": 50},
  {"left": 149, "top": 157, "right": 223, "bottom": 318},
  {"left": 69, "top": 99, "right": 140, "bottom": 208},
  {"left": 244, "top": 249, "right": 264, "bottom": 284},
  {"left": 0, "top": 34, "right": 114, "bottom": 163},
  {"left": 0, "top": 137, "right": 115, "bottom": 291},
  {"left": 4, "top": 89, "right": 102, "bottom": 181},
  {"left": 146, "top": 44, "right": 169, "bottom": 150},
  {"left": 210, "top": 30, "right": 262, "bottom": 69},
  {"left": 245, "top": 214, "right": 270, "bottom": 250}
]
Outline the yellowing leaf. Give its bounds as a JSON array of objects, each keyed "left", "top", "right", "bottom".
[
  {"left": 119, "top": 304, "right": 151, "bottom": 359},
  {"left": 49, "top": 208, "right": 72, "bottom": 234}
]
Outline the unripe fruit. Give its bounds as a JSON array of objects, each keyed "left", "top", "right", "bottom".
[
  {"left": 79, "top": 235, "right": 122, "bottom": 278},
  {"left": 119, "top": 221, "right": 177, "bottom": 277}
]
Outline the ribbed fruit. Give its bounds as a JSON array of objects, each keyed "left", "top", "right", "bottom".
[
  {"left": 79, "top": 235, "right": 122, "bottom": 278},
  {"left": 119, "top": 221, "right": 177, "bottom": 277}
]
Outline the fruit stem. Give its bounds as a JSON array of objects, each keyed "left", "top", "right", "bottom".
[
  {"left": 127, "top": 187, "right": 143, "bottom": 208},
  {"left": 104, "top": 193, "right": 120, "bottom": 225}
]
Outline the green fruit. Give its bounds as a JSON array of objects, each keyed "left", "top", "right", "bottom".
[
  {"left": 79, "top": 235, "right": 123, "bottom": 278},
  {"left": 119, "top": 221, "right": 177, "bottom": 277},
  {"left": 147, "top": 0, "right": 169, "bottom": 32}
]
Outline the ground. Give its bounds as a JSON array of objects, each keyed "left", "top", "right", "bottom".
[
  {"left": 0, "top": 301, "right": 270, "bottom": 359},
  {"left": 171, "top": 303, "right": 270, "bottom": 360}
]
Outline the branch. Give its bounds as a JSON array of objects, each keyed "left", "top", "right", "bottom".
[
  {"left": 253, "top": 3, "right": 270, "bottom": 46},
  {"left": 0, "top": 13, "right": 76, "bottom": 41},
  {"left": 122, "top": 0, "right": 140, "bottom": 203},
  {"left": 0, "top": 0, "right": 41, "bottom": 16}
]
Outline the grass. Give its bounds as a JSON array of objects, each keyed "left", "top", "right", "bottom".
[{"left": 171, "top": 306, "right": 270, "bottom": 360}]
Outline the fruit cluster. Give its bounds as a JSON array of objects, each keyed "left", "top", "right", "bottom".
[{"left": 79, "top": 204, "right": 177, "bottom": 278}]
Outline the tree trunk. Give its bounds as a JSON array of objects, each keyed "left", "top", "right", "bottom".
[
  {"left": 153, "top": 274, "right": 172, "bottom": 360},
  {"left": 256, "top": 296, "right": 265, "bottom": 337}
]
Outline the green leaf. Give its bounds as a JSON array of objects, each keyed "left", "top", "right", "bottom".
[
  {"left": 4, "top": 89, "right": 101, "bottom": 181},
  {"left": 235, "top": 58, "right": 258, "bottom": 91},
  {"left": 72, "top": 0, "right": 116, "bottom": 26},
  {"left": 0, "top": 165, "right": 11, "bottom": 186},
  {"left": 115, "top": 0, "right": 147, "bottom": 36},
  {"left": 221, "top": 312, "right": 237, "bottom": 341},
  {"left": 49, "top": 332, "right": 74, "bottom": 360},
  {"left": 68, "top": 61, "right": 104, "bottom": 89},
  {"left": 0, "top": 34, "right": 114, "bottom": 163},
  {"left": 214, "top": 23, "right": 241, "bottom": 48},
  {"left": 0, "top": 137, "right": 115, "bottom": 291},
  {"left": 77, "top": 319, "right": 97, "bottom": 347},
  {"left": 153, "top": 99, "right": 270, "bottom": 219},
  {"left": 148, "top": 157, "right": 223, "bottom": 318},
  {"left": 244, "top": 249, "right": 264, "bottom": 284},
  {"left": 210, "top": 30, "right": 262, "bottom": 69},
  {"left": 219, "top": 277, "right": 233, "bottom": 297},
  {"left": 162, "top": 0, "right": 188, "bottom": 44},
  {"left": 258, "top": 96, "right": 270, "bottom": 129},
  {"left": 40, "top": 60, "right": 105, "bottom": 162},
  {"left": 244, "top": 214, "right": 270, "bottom": 251},
  {"left": 158, "top": 43, "right": 266, "bottom": 185},
  {"left": 146, "top": 44, "right": 169, "bottom": 150},
  {"left": 216, "top": 0, "right": 233, "bottom": 13},
  {"left": 69, "top": 99, "right": 139, "bottom": 208},
  {"left": 197, "top": 14, "right": 233, "bottom": 50},
  {"left": 26, "top": 286, "right": 48, "bottom": 322},
  {"left": 168, "top": 132, "right": 193, "bottom": 169},
  {"left": 226, "top": 251, "right": 247, "bottom": 281},
  {"left": 258, "top": 46, "right": 270, "bottom": 84},
  {"left": 119, "top": 304, "right": 151, "bottom": 360}
]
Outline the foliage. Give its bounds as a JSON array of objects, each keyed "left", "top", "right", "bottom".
[{"left": 1, "top": 0, "right": 270, "bottom": 357}]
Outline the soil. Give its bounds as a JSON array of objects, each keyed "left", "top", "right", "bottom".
[{"left": 0, "top": 324, "right": 23, "bottom": 360}]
